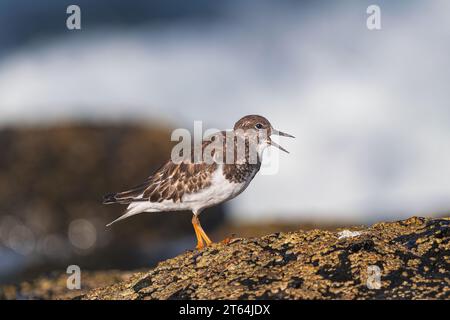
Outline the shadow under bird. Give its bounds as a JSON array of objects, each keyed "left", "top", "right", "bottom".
[{"left": 103, "top": 115, "right": 294, "bottom": 249}]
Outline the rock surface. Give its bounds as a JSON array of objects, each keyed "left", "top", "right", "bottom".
[
  {"left": 77, "top": 216, "right": 449, "bottom": 300},
  {"left": 0, "top": 270, "right": 137, "bottom": 300}
]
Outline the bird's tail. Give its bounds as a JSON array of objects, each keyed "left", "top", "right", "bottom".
[
  {"left": 103, "top": 183, "right": 151, "bottom": 226},
  {"left": 106, "top": 202, "right": 149, "bottom": 227},
  {"left": 103, "top": 191, "right": 145, "bottom": 205},
  {"left": 103, "top": 193, "right": 119, "bottom": 204},
  {"left": 103, "top": 182, "right": 149, "bottom": 205},
  {"left": 105, "top": 209, "right": 134, "bottom": 227}
]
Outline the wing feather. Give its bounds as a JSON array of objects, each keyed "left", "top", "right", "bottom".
[{"left": 103, "top": 131, "right": 225, "bottom": 205}]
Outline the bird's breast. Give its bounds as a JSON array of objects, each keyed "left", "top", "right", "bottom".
[
  {"left": 222, "top": 162, "right": 261, "bottom": 184},
  {"left": 181, "top": 164, "right": 257, "bottom": 210}
]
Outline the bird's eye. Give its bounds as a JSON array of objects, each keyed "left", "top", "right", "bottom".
[{"left": 255, "top": 123, "right": 263, "bottom": 129}]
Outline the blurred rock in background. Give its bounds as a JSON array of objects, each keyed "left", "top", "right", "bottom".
[{"left": 0, "top": 123, "right": 226, "bottom": 284}]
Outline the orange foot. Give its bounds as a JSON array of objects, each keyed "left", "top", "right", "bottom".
[{"left": 221, "top": 234, "right": 236, "bottom": 245}]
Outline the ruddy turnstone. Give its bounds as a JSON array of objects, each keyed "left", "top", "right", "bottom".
[{"left": 103, "top": 115, "right": 294, "bottom": 249}]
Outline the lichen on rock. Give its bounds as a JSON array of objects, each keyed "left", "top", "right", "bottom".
[{"left": 78, "top": 217, "right": 449, "bottom": 300}]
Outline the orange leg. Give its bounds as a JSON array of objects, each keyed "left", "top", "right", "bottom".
[
  {"left": 192, "top": 215, "right": 205, "bottom": 250},
  {"left": 198, "top": 224, "right": 213, "bottom": 246},
  {"left": 192, "top": 215, "right": 212, "bottom": 249}
]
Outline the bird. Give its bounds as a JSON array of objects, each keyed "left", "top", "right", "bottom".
[{"left": 103, "top": 115, "right": 294, "bottom": 249}]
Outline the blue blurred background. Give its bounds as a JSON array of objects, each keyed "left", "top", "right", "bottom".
[{"left": 0, "top": 0, "right": 449, "bottom": 284}]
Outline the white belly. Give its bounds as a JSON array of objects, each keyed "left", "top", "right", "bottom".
[{"left": 182, "top": 165, "right": 249, "bottom": 212}]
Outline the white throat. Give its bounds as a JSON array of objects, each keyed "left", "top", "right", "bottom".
[{"left": 257, "top": 141, "right": 270, "bottom": 162}]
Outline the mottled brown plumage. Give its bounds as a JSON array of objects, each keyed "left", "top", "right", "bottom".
[{"left": 104, "top": 137, "right": 219, "bottom": 205}]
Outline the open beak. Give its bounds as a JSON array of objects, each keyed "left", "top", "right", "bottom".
[
  {"left": 272, "top": 129, "right": 295, "bottom": 138},
  {"left": 269, "top": 140, "right": 290, "bottom": 153},
  {"left": 269, "top": 129, "right": 295, "bottom": 153}
]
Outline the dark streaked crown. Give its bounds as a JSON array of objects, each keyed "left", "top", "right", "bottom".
[{"left": 233, "top": 115, "right": 272, "bottom": 133}]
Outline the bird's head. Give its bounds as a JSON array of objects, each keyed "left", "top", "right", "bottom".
[{"left": 233, "top": 114, "right": 295, "bottom": 153}]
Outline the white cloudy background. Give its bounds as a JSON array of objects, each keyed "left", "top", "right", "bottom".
[{"left": 1, "top": 0, "right": 449, "bottom": 223}]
